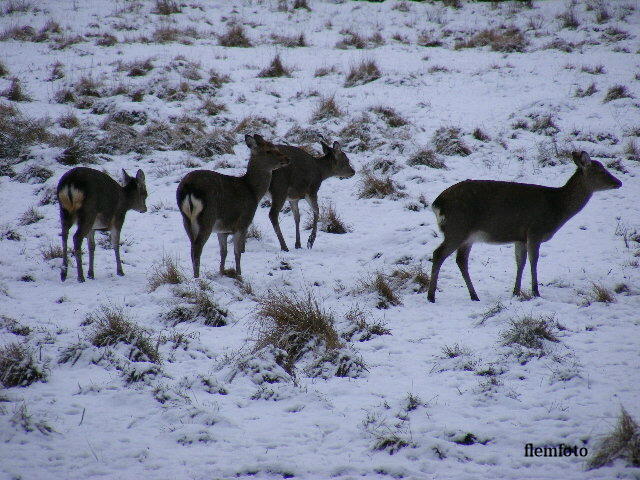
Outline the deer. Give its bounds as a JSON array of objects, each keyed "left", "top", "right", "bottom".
[
  {"left": 268, "top": 139, "right": 355, "bottom": 251},
  {"left": 177, "top": 134, "right": 290, "bottom": 278},
  {"left": 57, "top": 167, "right": 148, "bottom": 283},
  {"left": 426, "top": 151, "right": 622, "bottom": 303}
]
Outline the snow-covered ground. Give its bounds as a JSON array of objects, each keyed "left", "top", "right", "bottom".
[{"left": 1, "top": 0, "right": 639, "bottom": 478}]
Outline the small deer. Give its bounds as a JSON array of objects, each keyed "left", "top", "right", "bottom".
[
  {"left": 57, "top": 167, "right": 148, "bottom": 282},
  {"left": 177, "top": 134, "right": 290, "bottom": 277},
  {"left": 427, "top": 151, "right": 622, "bottom": 302},
  {"left": 269, "top": 139, "right": 355, "bottom": 251}
]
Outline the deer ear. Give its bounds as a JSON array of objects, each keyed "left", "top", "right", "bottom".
[
  {"left": 320, "top": 141, "right": 331, "bottom": 155},
  {"left": 245, "top": 134, "right": 257, "bottom": 149},
  {"left": 122, "top": 169, "right": 131, "bottom": 182},
  {"left": 332, "top": 141, "right": 341, "bottom": 151},
  {"left": 253, "top": 134, "right": 265, "bottom": 145},
  {"left": 136, "top": 169, "right": 145, "bottom": 183},
  {"left": 572, "top": 151, "right": 592, "bottom": 168}
]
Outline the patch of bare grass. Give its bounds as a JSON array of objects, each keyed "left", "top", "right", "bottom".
[
  {"left": 257, "top": 54, "right": 291, "bottom": 78},
  {"left": 310, "top": 95, "right": 342, "bottom": 122},
  {"left": 218, "top": 24, "right": 251, "bottom": 47},
  {"left": 344, "top": 59, "right": 381, "bottom": 87},
  {"left": 148, "top": 254, "right": 184, "bottom": 291},
  {"left": 588, "top": 407, "right": 640, "bottom": 469},
  {"left": 603, "top": 85, "right": 633, "bottom": 103},
  {"left": 2, "top": 77, "right": 31, "bottom": 102},
  {"left": 0, "top": 343, "right": 46, "bottom": 388},
  {"left": 357, "top": 170, "right": 403, "bottom": 199},
  {"left": 341, "top": 306, "right": 390, "bottom": 342},
  {"left": 407, "top": 148, "right": 446, "bottom": 169},
  {"left": 432, "top": 127, "right": 471, "bottom": 156}
]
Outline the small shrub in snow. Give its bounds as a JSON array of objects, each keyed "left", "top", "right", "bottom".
[
  {"left": 1, "top": 226, "right": 20, "bottom": 241},
  {"left": 407, "top": 148, "right": 446, "bottom": 169},
  {"left": 588, "top": 283, "right": 616, "bottom": 304},
  {"left": 15, "top": 165, "right": 53, "bottom": 183},
  {"left": 314, "top": 65, "right": 338, "bottom": 77},
  {"left": 0, "top": 315, "right": 30, "bottom": 336},
  {"left": 41, "top": 243, "right": 63, "bottom": 261},
  {"left": 95, "top": 33, "right": 118, "bottom": 47},
  {"left": 595, "top": 4, "right": 611, "bottom": 24},
  {"left": 234, "top": 115, "right": 276, "bottom": 136},
  {"left": 341, "top": 306, "right": 390, "bottom": 342},
  {"left": 362, "top": 272, "right": 402, "bottom": 309},
  {"left": 557, "top": 6, "right": 580, "bottom": 29},
  {"left": 357, "top": 171, "right": 402, "bottom": 199},
  {"left": 310, "top": 95, "right": 343, "bottom": 122},
  {"left": 0, "top": 61, "right": 8, "bottom": 78},
  {"left": 624, "top": 140, "right": 639, "bottom": 162},
  {"left": 90, "top": 305, "right": 160, "bottom": 364},
  {"left": 2, "top": 77, "right": 31, "bottom": 102},
  {"left": 575, "top": 82, "right": 598, "bottom": 98},
  {"left": 472, "top": 127, "right": 490, "bottom": 142},
  {"left": 603, "top": 85, "right": 633, "bottom": 103},
  {"left": 257, "top": 54, "right": 291, "bottom": 78},
  {"left": 154, "top": 0, "right": 181, "bottom": 15},
  {"left": 501, "top": 315, "right": 559, "bottom": 353},
  {"left": 151, "top": 25, "right": 199, "bottom": 44},
  {"left": 19, "top": 206, "right": 43, "bottom": 225},
  {"left": 417, "top": 30, "right": 443, "bottom": 47},
  {"left": 369, "top": 106, "right": 408, "bottom": 127},
  {"left": 431, "top": 127, "right": 471, "bottom": 156},
  {"left": 581, "top": 64, "right": 606, "bottom": 75},
  {"left": 246, "top": 224, "right": 262, "bottom": 240},
  {"left": 218, "top": 24, "right": 251, "bottom": 47},
  {"left": 304, "top": 202, "right": 351, "bottom": 234},
  {"left": 293, "top": 0, "right": 310, "bottom": 10},
  {"left": 198, "top": 98, "right": 227, "bottom": 116},
  {"left": 2, "top": 0, "right": 33, "bottom": 15},
  {"left": 56, "top": 130, "right": 97, "bottom": 165},
  {"left": 271, "top": 33, "right": 306, "bottom": 48},
  {"left": 455, "top": 27, "right": 527, "bottom": 53},
  {"left": 0, "top": 343, "right": 46, "bottom": 387},
  {"left": 208, "top": 68, "right": 231, "bottom": 88},
  {"left": 344, "top": 59, "right": 381, "bottom": 87},
  {"left": 167, "top": 283, "right": 228, "bottom": 327},
  {"left": 148, "top": 254, "right": 184, "bottom": 291},
  {"left": 588, "top": 407, "right": 640, "bottom": 469},
  {"left": 57, "top": 112, "right": 79, "bottom": 129},
  {"left": 442, "top": 343, "right": 469, "bottom": 358}
]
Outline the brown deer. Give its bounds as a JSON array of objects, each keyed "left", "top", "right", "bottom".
[
  {"left": 177, "top": 134, "right": 290, "bottom": 278},
  {"left": 427, "top": 151, "right": 622, "bottom": 302},
  {"left": 57, "top": 167, "right": 148, "bottom": 282},
  {"left": 268, "top": 140, "right": 355, "bottom": 251}
]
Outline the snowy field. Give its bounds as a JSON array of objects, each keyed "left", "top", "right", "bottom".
[{"left": 0, "top": 0, "right": 639, "bottom": 478}]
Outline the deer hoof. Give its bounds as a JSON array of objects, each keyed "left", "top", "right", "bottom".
[
  {"left": 88, "top": 272, "right": 94, "bottom": 279},
  {"left": 117, "top": 270, "right": 124, "bottom": 277},
  {"left": 78, "top": 277, "right": 85, "bottom": 283},
  {"left": 427, "top": 293, "right": 435, "bottom": 303},
  {"left": 295, "top": 243, "right": 301, "bottom": 249}
]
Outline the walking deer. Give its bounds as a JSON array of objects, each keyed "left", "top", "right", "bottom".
[
  {"left": 57, "top": 167, "right": 148, "bottom": 282},
  {"left": 269, "top": 139, "right": 355, "bottom": 251},
  {"left": 427, "top": 151, "right": 622, "bottom": 302},
  {"left": 177, "top": 134, "right": 290, "bottom": 278}
]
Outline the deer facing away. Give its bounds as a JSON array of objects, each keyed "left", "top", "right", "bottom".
[
  {"left": 427, "top": 151, "right": 622, "bottom": 302},
  {"left": 177, "top": 134, "right": 290, "bottom": 278},
  {"left": 57, "top": 167, "right": 148, "bottom": 282},
  {"left": 269, "top": 140, "right": 355, "bottom": 251}
]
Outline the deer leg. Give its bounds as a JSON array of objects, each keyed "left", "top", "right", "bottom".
[
  {"left": 233, "top": 230, "right": 247, "bottom": 276},
  {"left": 513, "top": 241, "right": 527, "bottom": 296},
  {"left": 216, "top": 233, "right": 228, "bottom": 276},
  {"left": 269, "top": 195, "right": 289, "bottom": 252},
  {"left": 456, "top": 244, "right": 479, "bottom": 301},
  {"left": 305, "top": 194, "right": 319, "bottom": 249},
  {"left": 189, "top": 226, "right": 212, "bottom": 278},
  {"left": 72, "top": 213, "right": 94, "bottom": 283},
  {"left": 527, "top": 241, "right": 541, "bottom": 297},
  {"left": 427, "top": 238, "right": 460, "bottom": 303},
  {"left": 110, "top": 227, "right": 124, "bottom": 276},
  {"left": 290, "top": 200, "right": 302, "bottom": 249},
  {"left": 87, "top": 229, "right": 96, "bottom": 279},
  {"left": 60, "top": 209, "right": 73, "bottom": 282}
]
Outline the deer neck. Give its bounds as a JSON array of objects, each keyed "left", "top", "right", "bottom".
[
  {"left": 315, "top": 155, "right": 334, "bottom": 181},
  {"left": 556, "top": 168, "right": 593, "bottom": 224},
  {"left": 243, "top": 156, "right": 273, "bottom": 202}
]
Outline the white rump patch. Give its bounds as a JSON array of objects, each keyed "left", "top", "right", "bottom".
[
  {"left": 181, "top": 194, "right": 204, "bottom": 238},
  {"left": 432, "top": 205, "right": 445, "bottom": 230}
]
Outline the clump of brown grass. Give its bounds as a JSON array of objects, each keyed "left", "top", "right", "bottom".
[
  {"left": 362, "top": 272, "right": 402, "bottom": 309},
  {"left": 603, "top": 85, "right": 633, "bottom": 103},
  {"left": 271, "top": 33, "right": 306, "bottom": 47},
  {"left": 148, "top": 254, "right": 184, "bottom": 291},
  {"left": 218, "top": 24, "right": 251, "bottom": 47},
  {"left": 154, "top": 0, "right": 181, "bottom": 15},
  {"left": 455, "top": 27, "right": 527, "bottom": 53},
  {"left": 342, "top": 306, "right": 391, "bottom": 342},
  {"left": 588, "top": 407, "right": 640, "bottom": 469},
  {"left": 310, "top": 95, "right": 343, "bottom": 122},
  {"left": 305, "top": 202, "right": 351, "bottom": 234},
  {"left": 2, "top": 77, "right": 31, "bottom": 102},
  {"left": 431, "top": 127, "right": 471, "bottom": 156},
  {"left": 257, "top": 54, "right": 291, "bottom": 78},
  {"left": 407, "top": 148, "right": 446, "bottom": 169},
  {"left": 575, "top": 82, "right": 598, "bottom": 98},
  {"left": 344, "top": 59, "right": 381, "bottom": 87},
  {"left": 369, "top": 106, "right": 408, "bottom": 128},
  {"left": 0, "top": 343, "right": 46, "bottom": 387},
  {"left": 357, "top": 170, "right": 403, "bottom": 199},
  {"left": 167, "top": 283, "right": 228, "bottom": 327},
  {"left": 501, "top": 315, "right": 559, "bottom": 352},
  {"left": 589, "top": 283, "right": 616, "bottom": 304},
  {"left": 89, "top": 305, "right": 160, "bottom": 364}
]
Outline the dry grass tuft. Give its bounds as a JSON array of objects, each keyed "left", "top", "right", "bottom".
[
  {"left": 19, "top": 206, "right": 43, "bottom": 225},
  {"left": 305, "top": 202, "right": 351, "bottom": 234},
  {"left": 589, "top": 283, "right": 616, "bottom": 304},
  {"left": 369, "top": 106, "right": 408, "bottom": 127},
  {"left": 310, "top": 95, "right": 342, "bottom": 122},
  {"left": 148, "top": 254, "right": 184, "bottom": 291},
  {"left": 407, "top": 148, "right": 446, "bottom": 169},
  {"left": 257, "top": 54, "right": 291, "bottom": 78},
  {"left": 41, "top": 243, "right": 63, "bottom": 261},
  {"left": 575, "top": 82, "right": 598, "bottom": 98},
  {"left": 344, "top": 59, "right": 381, "bottom": 87},
  {"left": 167, "top": 283, "right": 228, "bottom": 327},
  {"left": 89, "top": 305, "right": 160, "bottom": 364},
  {"left": 455, "top": 27, "right": 527, "bottom": 53},
  {"left": 342, "top": 306, "right": 390, "bottom": 342},
  {"left": 501, "top": 315, "right": 559, "bottom": 352},
  {"left": 218, "top": 24, "right": 251, "bottom": 47},
  {"left": 362, "top": 272, "right": 402, "bottom": 309},
  {"left": 357, "top": 170, "right": 403, "bottom": 199},
  {"left": 154, "top": 0, "right": 181, "bottom": 15},
  {"left": 603, "top": 85, "right": 633, "bottom": 103},
  {"left": 432, "top": 127, "right": 471, "bottom": 156},
  {"left": 0, "top": 343, "right": 46, "bottom": 388},
  {"left": 2, "top": 77, "right": 31, "bottom": 102},
  {"left": 271, "top": 33, "right": 306, "bottom": 47},
  {"left": 588, "top": 407, "right": 640, "bottom": 469}
]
